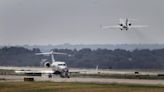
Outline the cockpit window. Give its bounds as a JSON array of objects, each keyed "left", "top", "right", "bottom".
[{"left": 58, "top": 64, "right": 66, "bottom": 66}]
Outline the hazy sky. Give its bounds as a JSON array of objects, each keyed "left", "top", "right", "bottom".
[{"left": 0, "top": 0, "right": 164, "bottom": 45}]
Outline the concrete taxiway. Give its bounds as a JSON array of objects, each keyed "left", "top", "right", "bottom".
[{"left": 1, "top": 75, "right": 164, "bottom": 86}]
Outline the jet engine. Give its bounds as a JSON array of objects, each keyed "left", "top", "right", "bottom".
[
  {"left": 119, "top": 24, "right": 123, "bottom": 26},
  {"left": 40, "top": 59, "right": 51, "bottom": 67},
  {"left": 44, "top": 62, "right": 51, "bottom": 67}
]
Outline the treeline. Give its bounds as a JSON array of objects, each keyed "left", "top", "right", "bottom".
[
  {"left": 0, "top": 47, "right": 164, "bottom": 69},
  {"left": 0, "top": 47, "right": 41, "bottom": 66},
  {"left": 54, "top": 48, "right": 164, "bottom": 69}
]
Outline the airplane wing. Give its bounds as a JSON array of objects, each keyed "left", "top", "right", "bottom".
[
  {"left": 0, "top": 66, "right": 70, "bottom": 78},
  {"left": 0, "top": 66, "right": 52, "bottom": 70},
  {"left": 100, "top": 25, "right": 120, "bottom": 30},
  {"left": 36, "top": 51, "right": 66, "bottom": 55},
  {"left": 52, "top": 52, "right": 67, "bottom": 55},
  {"left": 15, "top": 70, "right": 54, "bottom": 74},
  {"left": 130, "top": 25, "right": 148, "bottom": 28},
  {"left": 36, "top": 52, "right": 51, "bottom": 55},
  {"left": 0, "top": 66, "right": 54, "bottom": 75}
]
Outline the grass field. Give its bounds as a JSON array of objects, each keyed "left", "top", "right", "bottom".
[
  {"left": 0, "top": 82, "right": 164, "bottom": 92},
  {"left": 71, "top": 73, "right": 164, "bottom": 80}
]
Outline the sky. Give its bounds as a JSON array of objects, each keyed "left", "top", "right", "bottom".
[{"left": 0, "top": 0, "right": 164, "bottom": 45}]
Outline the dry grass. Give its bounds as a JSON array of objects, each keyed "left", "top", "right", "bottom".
[{"left": 0, "top": 82, "right": 164, "bottom": 92}]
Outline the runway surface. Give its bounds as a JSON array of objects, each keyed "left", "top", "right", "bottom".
[
  {"left": 1, "top": 75, "right": 164, "bottom": 86},
  {"left": 1, "top": 66, "right": 164, "bottom": 85},
  {"left": 1, "top": 66, "right": 164, "bottom": 75}
]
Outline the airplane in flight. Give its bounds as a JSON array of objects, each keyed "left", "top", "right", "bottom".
[{"left": 101, "top": 18, "right": 148, "bottom": 31}]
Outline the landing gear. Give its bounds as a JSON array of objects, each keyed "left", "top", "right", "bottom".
[
  {"left": 60, "top": 69, "right": 70, "bottom": 78},
  {"left": 48, "top": 74, "right": 52, "bottom": 78}
]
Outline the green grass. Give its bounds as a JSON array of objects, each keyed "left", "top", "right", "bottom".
[
  {"left": 0, "top": 82, "right": 164, "bottom": 92},
  {"left": 0, "top": 69, "right": 15, "bottom": 75},
  {"left": 71, "top": 73, "right": 164, "bottom": 80}
]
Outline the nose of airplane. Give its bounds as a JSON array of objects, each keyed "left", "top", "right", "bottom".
[{"left": 58, "top": 65, "right": 67, "bottom": 69}]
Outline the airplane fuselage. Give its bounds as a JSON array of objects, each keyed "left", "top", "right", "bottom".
[
  {"left": 119, "top": 18, "right": 131, "bottom": 30},
  {"left": 120, "top": 25, "right": 129, "bottom": 30},
  {"left": 51, "top": 61, "right": 67, "bottom": 71}
]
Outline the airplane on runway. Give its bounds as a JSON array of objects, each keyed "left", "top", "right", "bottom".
[
  {"left": 1, "top": 51, "right": 70, "bottom": 78},
  {"left": 34, "top": 51, "right": 70, "bottom": 78},
  {"left": 101, "top": 18, "right": 148, "bottom": 31}
]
